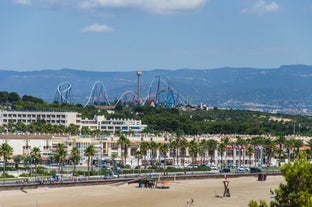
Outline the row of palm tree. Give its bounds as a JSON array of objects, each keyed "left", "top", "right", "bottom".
[
  {"left": 0, "top": 142, "right": 98, "bottom": 183},
  {"left": 54, "top": 143, "right": 96, "bottom": 177},
  {"left": 0, "top": 144, "right": 42, "bottom": 183},
  {"left": 216, "top": 136, "right": 312, "bottom": 168},
  {"left": 130, "top": 134, "right": 312, "bottom": 169},
  {"left": 1, "top": 135, "right": 312, "bottom": 182}
]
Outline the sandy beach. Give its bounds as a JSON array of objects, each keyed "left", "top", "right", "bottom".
[{"left": 0, "top": 175, "right": 284, "bottom": 207}]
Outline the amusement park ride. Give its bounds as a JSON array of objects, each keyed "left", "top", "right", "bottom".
[{"left": 54, "top": 72, "right": 190, "bottom": 108}]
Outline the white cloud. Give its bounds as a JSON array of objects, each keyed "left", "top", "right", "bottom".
[
  {"left": 80, "top": 24, "right": 114, "bottom": 33},
  {"left": 11, "top": 0, "right": 208, "bottom": 15},
  {"left": 12, "top": 0, "right": 75, "bottom": 7},
  {"left": 79, "top": 0, "right": 208, "bottom": 15},
  {"left": 12, "top": 0, "right": 32, "bottom": 6},
  {"left": 242, "top": 0, "right": 279, "bottom": 15}
]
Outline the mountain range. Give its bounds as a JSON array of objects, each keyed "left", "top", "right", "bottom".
[{"left": 1, "top": 64, "right": 312, "bottom": 114}]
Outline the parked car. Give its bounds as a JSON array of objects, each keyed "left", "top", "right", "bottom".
[
  {"left": 250, "top": 167, "right": 262, "bottom": 173},
  {"left": 104, "top": 173, "right": 119, "bottom": 179},
  {"left": 237, "top": 166, "right": 249, "bottom": 172},
  {"left": 169, "top": 165, "right": 182, "bottom": 169},
  {"left": 220, "top": 168, "right": 231, "bottom": 173},
  {"left": 102, "top": 165, "right": 112, "bottom": 170},
  {"left": 187, "top": 164, "right": 199, "bottom": 168},
  {"left": 201, "top": 164, "right": 218, "bottom": 170}
]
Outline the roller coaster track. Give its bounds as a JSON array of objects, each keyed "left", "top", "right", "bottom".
[
  {"left": 54, "top": 75, "right": 190, "bottom": 108},
  {"left": 54, "top": 82, "right": 72, "bottom": 104},
  {"left": 145, "top": 75, "right": 189, "bottom": 107},
  {"left": 84, "top": 81, "right": 111, "bottom": 107},
  {"left": 113, "top": 90, "right": 138, "bottom": 107}
]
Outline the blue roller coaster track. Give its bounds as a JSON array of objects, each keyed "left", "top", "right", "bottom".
[{"left": 54, "top": 75, "right": 190, "bottom": 108}]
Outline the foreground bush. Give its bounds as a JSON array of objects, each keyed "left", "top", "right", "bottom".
[{"left": 249, "top": 152, "right": 312, "bottom": 207}]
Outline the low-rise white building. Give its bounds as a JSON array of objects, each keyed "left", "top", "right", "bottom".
[
  {"left": 0, "top": 111, "right": 146, "bottom": 134},
  {"left": 0, "top": 110, "right": 80, "bottom": 127}
]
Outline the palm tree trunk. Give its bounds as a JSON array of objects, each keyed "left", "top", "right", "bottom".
[
  {"left": 124, "top": 145, "right": 127, "bottom": 166},
  {"left": 34, "top": 163, "right": 37, "bottom": 181},
  {"left": 3, "top": 158, "right": 6, "bottom": 184},
  {"left": 87, "top": 157, "right": 90, "bottom": 177},
  {"left": 163, "top": 154, "right": 167, "bottom": 175},
  {"left": 176, "top": 147, "right": 179, "bottom": 166}
]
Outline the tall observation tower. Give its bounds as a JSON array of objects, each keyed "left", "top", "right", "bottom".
[{"left": 136, "top": 70, "right": 142, "bottom": 104}]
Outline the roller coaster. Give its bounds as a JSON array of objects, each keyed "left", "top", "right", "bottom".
[
  {"left": 143, "top": 75, "right": 189, "bottom": 108},
  {"left": 54, "top": 82, "right": 72, "bottom": 104},
  {"left": 84, "top": 81, "right": 111, "bottom": 107},
  {"left": 54, "top": 75, "right": 190, "bottom": 108}
]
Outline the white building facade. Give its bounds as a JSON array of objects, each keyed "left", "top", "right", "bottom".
[
  {"left": 0, "top": 111, "right": 146, "bottom": 134},
  {"left": 0, "top": 110, "right": 80, "bottom": 127}
]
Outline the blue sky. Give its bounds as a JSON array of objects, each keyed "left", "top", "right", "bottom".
[{"left": 1, "top": 0, "right": 312, "bottom": 72}]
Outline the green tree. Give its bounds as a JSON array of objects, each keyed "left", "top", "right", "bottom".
[
  {"left": 13, "top": 154, "right": 23, "bottom": 169},
  {"left": 84, "top": 144, "right": 96, "bottom": 176},
  {"left": 169, "top": 139, "right": 178, "bottom": 165},
  {"left": 307, "top": 138, "right": 312, "bottom": 161},
  {"left": 174, "top": 129, "right": 184, "bottom": 166},
  {"left": 117, "top": 134, "right": 130, "bottom": 166},
  {"left": 67, "top": 124, "right": 80, "bottom": 135},
  {"left": 81, "top": 126, "right": 92, "bottom": 135},
  {"left": 0, "top": 143, "right": 13, "bottom": 183},
  {"left": 140, "top": 141, "right": 150, "bottom": 168},
  {"left": 159, "top": 143, "right": 169, "bottom": 174},
  {"left": 69, "top": 146, "right": 80, "bottom": 173},
  {"left": 293, "top": 139, "right": 304, "bottom": 159},
  {"left": 198, "top": 139, "right": 207, "bottom": 164},
  {"left": 246, "top": 146, "right": 254, "bottom": 167},
  {"left": 188, "top": 140, "right": 199, "bottom": 171},
  {"left": 221, "top": 137, "right": 230, "bottom": 166},
  {"left": 8, "top": 92, "right": 20, "bottom": 102},
  {"left": 23, "top": 154, "right": 31, "bottom": 169},
  {"left": 263, "top": 138, "right": 275, "bottom": 167},
  {"left": 149, "top": 141, "right": 158, "bottom": 166},
  {"left": 285, "top": 139, "right": 295, "bottom": 162},
  {"left": 248, "top": 200, "right": 269, "bottom": 207},
  {"left": 218, "top": 142, "right": 226, "bottom": 169},
  {"left": 179, "top": 138, "right": 189, "bottom": 167},
  {"left": 235, "top": 136, "right": 245, "bottom": 166},
  {"left": 275, "top": 136, "right": 286, "bottom": 167},
  {"left": 0, "top": 91, "right": 9, "bottom": 103},
  {"left": 271, "top": 152, "right": 312, "bottom": 207},
  {"left": 206, "top": 139, "right": 218, "bottom": 164},
  {"left": 135, "top": 150, "right": 143, "bottom": 167},
  {"left": 30, "top": 147, "right": 41, "bottom": 180},
  {"left": 55, "top": 143, "right": 67, "bottom": 174}
]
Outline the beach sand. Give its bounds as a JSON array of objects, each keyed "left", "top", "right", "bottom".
[{"left": 0, "top": 175, "right": 283, "bottom": 207}]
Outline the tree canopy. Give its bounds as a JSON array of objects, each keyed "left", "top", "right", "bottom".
[
  {"left": 2, "top": 91, "right": 312, "bottom": 136},
  {"left": 249, "top": 152, "right": 312, "bottom": 207}
]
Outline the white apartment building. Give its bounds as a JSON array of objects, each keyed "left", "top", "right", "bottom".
[
  {"left": 0, "top": 111, "right": 146, "bottom": 133},
  {"left": 0, "top": 111, "right": 146, "bottom": 134},
  {"left": 0, "top": 133, "right": 64, "bottom": 160},
  {"left": 0, "top": 110, "right": 80, "bottom": 127},
  {"left": 80, "top": 115, "right": 147, "bottom": 134}
]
